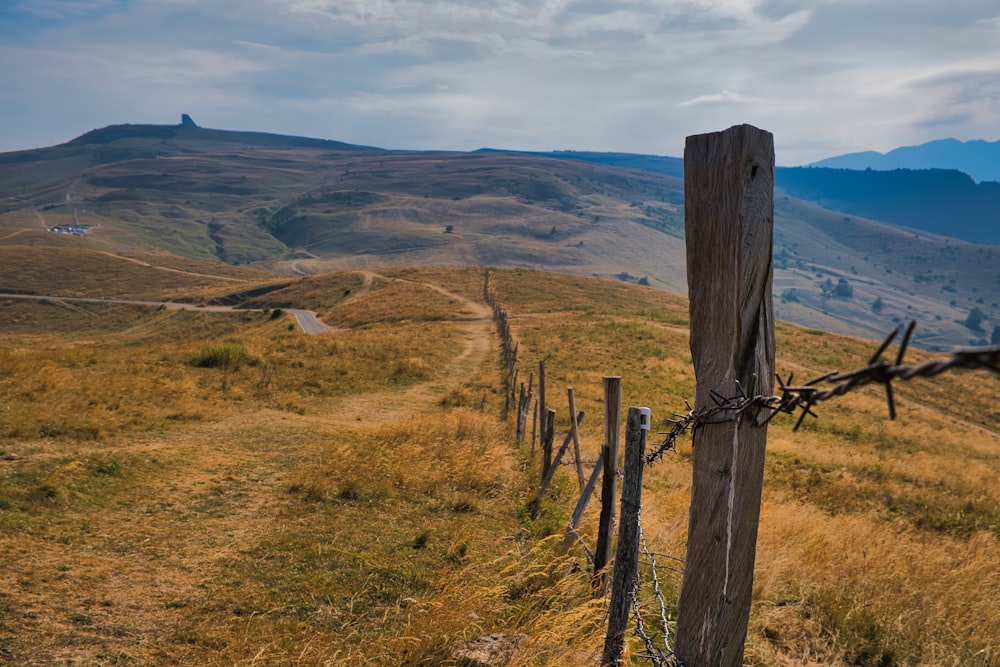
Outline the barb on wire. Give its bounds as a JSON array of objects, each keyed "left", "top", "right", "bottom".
[{"left": 646, "top": 322, "right": 1000, "bottom": 465}]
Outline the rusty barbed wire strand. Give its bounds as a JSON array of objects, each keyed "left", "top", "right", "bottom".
[
  {"left": 631, "top": 518, "right": 681, "bottom": 667},
  {"left": 646, "top": 321, "right": 1000, "bottom": 465}
]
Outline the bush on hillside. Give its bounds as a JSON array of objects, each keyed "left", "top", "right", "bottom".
[{"left": 190, "top": 344, "right": 258, "bottom": 370}]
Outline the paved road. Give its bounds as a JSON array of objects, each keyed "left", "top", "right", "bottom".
[
  {"left": 286, "top": 309, "right": 327, "bottom": 334},
  {"left": 0, "top": 293, "right": 329, "bottom": 334}
]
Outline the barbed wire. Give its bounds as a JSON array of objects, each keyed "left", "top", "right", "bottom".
[
  {"left": 630, "top": 519, "right": 681, "bottom": 666},
  {"left": 646, "top": 321, "right": 1000, "bottom": 465}
]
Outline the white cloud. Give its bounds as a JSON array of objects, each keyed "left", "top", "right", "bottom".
[{"left": 679, "top": 90, "right": 761, "bottom": 106}]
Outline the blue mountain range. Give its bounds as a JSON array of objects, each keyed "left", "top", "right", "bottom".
[{"left": 809, "top": 138, "right": 1000, "bottom": 184}]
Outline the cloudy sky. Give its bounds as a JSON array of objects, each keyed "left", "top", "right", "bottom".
[{"left": 2, "top": 0, "right": 999, "bottom": 165}]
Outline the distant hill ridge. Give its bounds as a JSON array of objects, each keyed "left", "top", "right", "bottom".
[
  {"left": 1, "top": 121, "right": 997, "bottom": 349},
  {"left": 506, "top": 149, "right": 1000, "bottom": 245},
  {"left": 809, "top": 137, "right": 1000, "bottom": 183},
  {"left": 65, "top": 122, "right": 380, "bottom": 153}
]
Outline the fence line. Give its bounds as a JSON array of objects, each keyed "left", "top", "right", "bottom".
[
  {"left": 484, "top": 271, "right": 518, "bottom": 416},
  {"left": 483, "top": 267, "right": 1000, "bottom": 666}
]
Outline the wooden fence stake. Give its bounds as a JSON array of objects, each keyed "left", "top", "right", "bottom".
[
  {"left": 531, "top": 399, "right": 538, "bottom": 456},
  {"left": 539, "top": 361, "right": 550, "bottom": 477},
  {"left": 674, "top": 124, "right": 776, "bottom": 667},
  {"left": 543, "top": 408, "right": 556, "bottom": 478},
  {"left": 514, "top": 382, "right": 528, "bottom": 445},
  {"left": 517, "top": 371, "right": 534, "bottom": 445},
  {"left": 594, "top": 375, "right": 622, "bottom": 597},
  {"left": 602, "top": 407, "right": 649, "bottom": 667},
  {"left": 562, "top": 455, "right": 604, "bottom": 550},
  {"left": 535, "top": 411, "right": 585, "bottom": 504},
  {"left": 568, "top": 387, "right": 585, "bottom": 491}
]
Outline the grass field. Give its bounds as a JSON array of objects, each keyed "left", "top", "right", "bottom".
[{"left": 0, "top": 262, "right": 997, "bottom": 665}]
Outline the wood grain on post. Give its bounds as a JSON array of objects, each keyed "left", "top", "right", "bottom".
[
  {"left": 601, "top": 407, "right": 648, "bottom": 667},
  {"left": 674, "top": 124, "right": 776, "bottom": 667},
  {"left": 594, "top": 376, "right": 622, "bottom": 597}
]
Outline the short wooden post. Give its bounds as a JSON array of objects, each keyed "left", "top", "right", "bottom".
[
  {"left": 594, "top": 376, "right": 622, "bottom": 597},
  {"left": 674, "top": 124, "right": 776, "bottom": 667},
  {"left": 602, "top": 407, "right": 649, "bottom": 667}
]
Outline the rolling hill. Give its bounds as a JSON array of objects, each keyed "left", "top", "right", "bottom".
[
  {"left": 1, "top": 122, "right": 997, "bottom": 349},
  {"left": 512, "top": 149, "right": 1000, "bottom": 246}
]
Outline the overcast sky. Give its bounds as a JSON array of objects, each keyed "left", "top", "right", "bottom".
[{"left": 2, "top": 0, "right": 999, "bottom": 165}]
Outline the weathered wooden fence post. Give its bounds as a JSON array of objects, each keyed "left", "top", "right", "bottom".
[
  {"left": 674, "top": 124, "right": 776, "bottom": 666},
  {"left": 602, "top": 406, "right": 650, "bottom": 667},
  {"left": 593, "top": 375, "right": 622, "bottom": 596},
  {"left": 567, "top": 387, "right": 585, "bottom": 491},
  {"left": 543, "top": 408, "right": 556, "bottom": 476},
  {"left": 539, "top": 360, "right": 550, "bottom": 477},
  {"left": 531, "top": 400, "right": 538, "bottom": 456},
  {"left": 535, "top": 411, "right": 585, "bottom": 504},
  {"left": 516, "top": 371, "right": 533, "bottom": 444}
]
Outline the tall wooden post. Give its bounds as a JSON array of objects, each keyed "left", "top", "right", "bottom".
[
  {"left": 674, "top": 125, "right": 775, "bottom": 666},
  {"left": 602, "top": 407, "right": 649, "bottom": 667},
  {"left": 594, "top": 376, "right": 622, "bottom": 596}
]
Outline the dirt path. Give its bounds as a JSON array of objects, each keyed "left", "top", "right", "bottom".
[
  {"left": 315, "top": 271, "right": 494, "bottom": 425},
  {"left": 0, "top": 228, "right": 36, "bottom": 241},
  {"left": 91, "top": 250, "right": 257, "bottom": 282},
  {"left": 0, "top": 269, "right": 500, "bottom": 664}
]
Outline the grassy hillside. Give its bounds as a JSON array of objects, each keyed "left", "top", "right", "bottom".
[
  {"left": 0, "top": 262, "right": 996, "bottom": 665},
  {"left": 1, "top": 123, "right": 998, "bottom": 349},
  {"left": 0, "top": 232, "right": 278, "bottom": 301}
]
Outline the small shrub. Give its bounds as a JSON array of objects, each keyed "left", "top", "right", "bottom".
[
  {"left": 93, "top": 458, "right": 120, "bottom": 476},
  {"left": 190, "top": 344, "right": 258, "bottom": 370},
  {"left": 412, "top": 529, "right": 431, "bottom": 550}
]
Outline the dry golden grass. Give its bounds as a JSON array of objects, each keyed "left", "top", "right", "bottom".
[
  {"left": 0, "top": 235, "right": 278, "bottom": 301},
  {"left": 487, "top": 268, "right": 998, "bottom": 665},
  {"left": 1, "top": 264, "right": 997, "bottom": 665}
]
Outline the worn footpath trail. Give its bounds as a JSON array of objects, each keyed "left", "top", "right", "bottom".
[{"left": 0, "top": 271, "right": 500, "bottom": 664}]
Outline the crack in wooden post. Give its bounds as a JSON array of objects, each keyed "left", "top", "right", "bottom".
[{"left": 674, "top": 124, "right": 775, "bottom": 667}]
